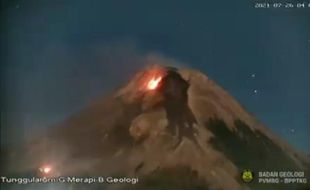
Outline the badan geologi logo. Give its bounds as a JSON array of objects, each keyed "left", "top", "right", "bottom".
[{"left": 241, "top": 170, "right": 254, "bottom": 183}]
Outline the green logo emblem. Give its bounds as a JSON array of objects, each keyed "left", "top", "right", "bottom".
[{"left": 241, "top": 170, "right": 254, "bottom": 182}]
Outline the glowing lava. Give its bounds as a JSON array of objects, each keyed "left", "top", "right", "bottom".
[{"left": 147, "top": 77, "right": 162, "bottom": 90}]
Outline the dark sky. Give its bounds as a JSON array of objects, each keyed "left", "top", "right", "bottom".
[{"left": 1, "top": 0, "right": 310, "bottom": 153}]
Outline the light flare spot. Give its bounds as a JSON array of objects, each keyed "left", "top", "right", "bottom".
[{"left": 39, "top": 165, "right": 52, "bottom": 174}]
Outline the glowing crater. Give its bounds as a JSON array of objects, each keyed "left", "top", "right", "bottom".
[{"left": 147, "top": 77, "right": 162, "bottom": 90}]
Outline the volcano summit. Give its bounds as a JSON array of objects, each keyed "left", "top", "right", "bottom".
[{"left": 4, "top": 66, "right": 310, "bottom": 190}]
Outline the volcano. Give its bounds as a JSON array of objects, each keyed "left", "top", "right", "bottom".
[{"left": 4, "top": 66, "right": 310, "bottom": 190}]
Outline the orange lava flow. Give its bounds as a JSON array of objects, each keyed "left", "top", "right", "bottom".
[{"left": 147, "top": 76, "right": 162, "bottom": 90}]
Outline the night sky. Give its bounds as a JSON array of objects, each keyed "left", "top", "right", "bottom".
[{"left": 1, "top": 0, "right": 310, "bottom": 153}]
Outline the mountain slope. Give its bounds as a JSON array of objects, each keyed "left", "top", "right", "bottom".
[{"left": 5, "top": 65, "right": 310, "bottom": 190}]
